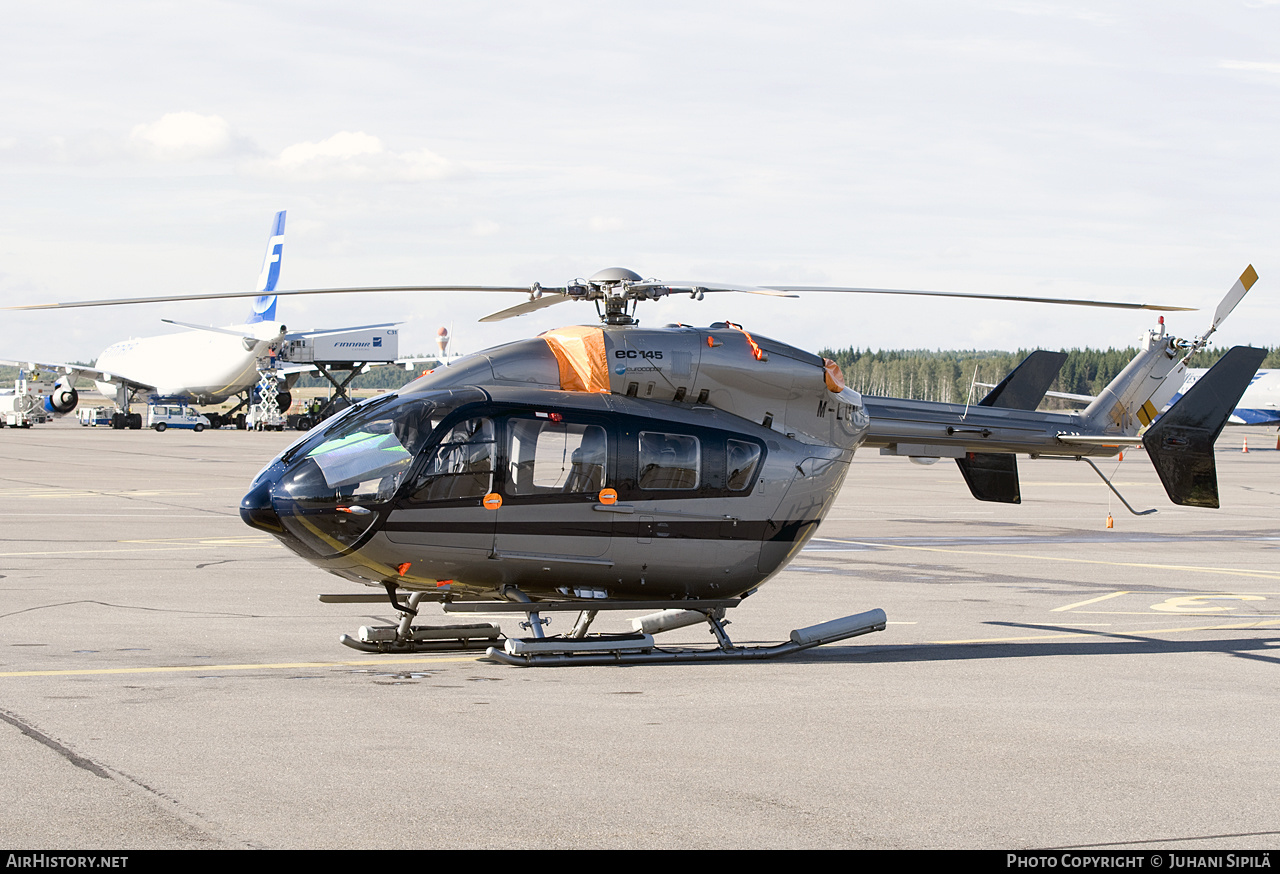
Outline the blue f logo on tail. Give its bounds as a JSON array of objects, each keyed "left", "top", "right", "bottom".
[{"left": 248, "top": 210, "right": 286, "bottom": 324}]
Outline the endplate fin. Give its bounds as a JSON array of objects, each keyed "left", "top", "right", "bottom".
[
  {"left": 1142, "top": 345, "right": 1267, "bottom": 508},
  {"left": 955, "top": 452, "right": 1021, "bottom": 504}
]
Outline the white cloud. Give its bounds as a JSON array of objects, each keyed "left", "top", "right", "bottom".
[
  {"left": 261, "top": 131, "right": 453, "bottom": 181},
  {"left": 130, "top": 112, "right": 233, "bottom": 161},
  {"left": 471, "top": 219, "right": 501, "bottom": 236},
  {"left": 1219, "top": 59, "right": 1280, "bottom": 74},
  {"left": 588, "top": 216, "right": 624, "bottom": 233},
  {"left": 1004, "top": 3, "right": 1117, "bottom": 27}
]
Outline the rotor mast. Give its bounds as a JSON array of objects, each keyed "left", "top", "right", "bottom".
[{"left": 584, "top": 267, "right": 645, "bottom": 326}]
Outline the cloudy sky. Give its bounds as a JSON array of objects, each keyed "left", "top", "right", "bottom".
[{"left": 3, "top": 1, "right": 1278, "bottom": 365}]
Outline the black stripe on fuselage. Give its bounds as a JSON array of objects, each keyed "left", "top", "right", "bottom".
[{"left": 379, "top": 518, "right": 817, "bottom": 543}]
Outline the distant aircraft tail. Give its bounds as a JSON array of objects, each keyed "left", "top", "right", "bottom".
[{"left": 246, "top": 210, "right": 286, "bottom": 324}]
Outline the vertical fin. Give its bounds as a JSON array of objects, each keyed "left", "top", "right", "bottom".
[
  {"left": 1142, "top": 346, "right": 1267, "bottom": 508},
  {"left": 979, "top": 350, "right": 1068, "bottom": 410},
  {"left": 246, "top": 210, "right": 286, "bottom": 324}
]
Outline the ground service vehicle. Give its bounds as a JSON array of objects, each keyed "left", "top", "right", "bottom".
[{"left": 147, "top": 404, "right": 212, "bottom": 432}]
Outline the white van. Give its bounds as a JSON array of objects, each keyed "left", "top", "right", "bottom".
[
  {"left": 147, "top": 404, "right": 211, "bottom": 432},
  {"left": 78, "top": 407, "right": 113, "bottom": 427}
]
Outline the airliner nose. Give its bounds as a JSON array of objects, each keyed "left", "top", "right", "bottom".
[{"left": 241, "top": 478, "right": 282, "bottom": 533}]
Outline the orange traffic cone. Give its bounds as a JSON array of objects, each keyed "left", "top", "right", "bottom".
[{"left": 1243, "top": 437, "right": 1249, "bottom": 453}]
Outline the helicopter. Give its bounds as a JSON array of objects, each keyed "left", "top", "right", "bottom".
[
  {"left": 7, "top": 261, "right": 1264, "bottom": 665},
  {"left": 213, "top": 264, "right": 1265, "bottom": 666}
]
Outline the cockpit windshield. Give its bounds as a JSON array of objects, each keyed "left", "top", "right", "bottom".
[
  {"left": 278, "top": 388, "right": 486, "bottom": 507},
  {"left": 268, "top": 388, "right": 487, "bottom": 557},
  {"left": 305, "top": 407, "right": 433, "bottom": 492}
]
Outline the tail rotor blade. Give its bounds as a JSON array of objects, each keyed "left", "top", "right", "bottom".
[{"left": 1191, "top": 265, "right": 1258, "bottom": 353}]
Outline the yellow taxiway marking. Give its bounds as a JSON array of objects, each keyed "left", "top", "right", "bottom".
[
  {"left": 1053, "top": 591, "right": 1130, "bottom": 612},
  {"left": 0, "top": 534, "right": 279, "bottom": 558},
  {"left": 0, "top": 537, "right": 281, "bottom": 558},
  {"left": 1052, "top": 590, "right": 1277, "bottom": 617},
  {"left": 0, "top": 487, "right": 245, "bottom": 497},
  {"left": 0, "top": 655, "right": 487, "bottom": 678},
  {"left": 0, "top": 546, "right": 220, "bottom": 558},
  {"left": 0, "top": 490, "right": 203, "bottom": 499},
  {"left": 824, "top": 537, "right": 1280, "bottom": 581},
  {"left": 933, "top": 618, "right": 1280, "bottom": 645},
  {"left": 1017, "top": 481, "right": 1149, "bottom": 487},
  {"left": 118, "top": 536, "right": 276, "bottom": 546},
  {"left": 1150, "top": 594, "right": 1267, "bottom": 613}
]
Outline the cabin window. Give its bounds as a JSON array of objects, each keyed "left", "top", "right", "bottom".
[
  {"left": 726, "top": 440, "right": 762, "bottom": 491},
  {"left": 408, "top": 417, "right": 495, "bottom": 502},
  {"left": 638, "top": 431, "right": 699, "bottom": 489},
  {"left": 507, "top": 418, "right": 607, "bottom": 496}
]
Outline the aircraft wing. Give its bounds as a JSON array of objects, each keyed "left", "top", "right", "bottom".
[{"left": 0, "top": 358, "right": 156, "bottom": 392}]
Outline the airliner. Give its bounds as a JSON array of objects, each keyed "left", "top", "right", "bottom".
[
  {"left": 1174, "top": 367, "right": 1280, "bottom": 425},
  {"left": 4, "top": 211, "right": 408, "bottom": 429}
]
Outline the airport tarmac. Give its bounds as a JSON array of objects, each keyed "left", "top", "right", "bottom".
[{"left": 1, "top": 419, "right": 1277, "bottom": 849}]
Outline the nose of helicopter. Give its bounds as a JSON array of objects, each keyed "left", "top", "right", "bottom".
[
  {"left": 241, "top": 476, "right": 283, "bottom": 533},
  {"left": 236, "top": 389, "right": 474, "bottom": 558}
]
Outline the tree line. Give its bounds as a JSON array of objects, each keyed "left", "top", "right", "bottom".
[{"left": 819, "top": 346, "right": 1280, "bottom": 406}]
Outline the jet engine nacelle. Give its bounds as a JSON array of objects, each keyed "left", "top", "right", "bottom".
[
  {"left": 43, "top": 379, "right": 79, "bottom": 415},
  {"left": 275, "top": 390, "right": 292, "bottom": 411}
]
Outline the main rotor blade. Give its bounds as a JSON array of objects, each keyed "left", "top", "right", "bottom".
[
  {"left": 3, "top": 285, "right": 534, "bottom": 311},
  {"left": 288, "top": 322, "right": 403, "bottom": 339},
  {"left": 479, "top": 293, "right": 573, "bottom": 323},
  {"left": 633, "top": 280, "right": 799, "bottom": 298},
  {"left": 761, "top": 286, "right": 1195, "bottom": 312}
]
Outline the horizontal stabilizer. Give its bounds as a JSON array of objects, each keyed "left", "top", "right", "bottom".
[
  {"left": 1142, "top": 346, "right": 1268, "bottom": 508},
  {"left": 955, "top": 452, "right": 1021, "bottom": 504},
  {"left": 979, "top": 350, "right": 1068, "bottom": 410}
]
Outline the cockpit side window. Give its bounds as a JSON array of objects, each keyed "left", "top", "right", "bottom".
[
  {"left": 638, "top": 431, "right": 699, "bottom": 489},
  {"left": 726, "top": 439, "right": 762, "bottom": 491},
  {"left": 506, "top": 417, "right": 607, "bottom": 496},
  {"left": 408, "top": 417, "right": 495, "bottom": 502}
]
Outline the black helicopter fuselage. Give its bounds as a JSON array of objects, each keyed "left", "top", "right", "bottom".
[{"left": 241, "top": 323, "right": 871, "bottom": 601}]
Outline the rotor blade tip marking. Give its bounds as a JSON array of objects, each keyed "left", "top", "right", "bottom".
[{"left": 1241, "top": 265, "right": 1258, "bottom": 290}]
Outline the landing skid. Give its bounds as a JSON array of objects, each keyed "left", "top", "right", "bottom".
[
  {"left": 328, "top": 586, "right": 502, "bottom": 654},
  {"left": 320, "top": 586, "right": 887, "bottom": 666},
  {"left": 338, "top": 624, "right": 501, "bottom": 654},
  {"left": 486, "top": 607, "right": 888, "bottom": 667}
]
